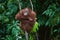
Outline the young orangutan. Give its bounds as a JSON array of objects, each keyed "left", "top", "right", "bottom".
[{"left": 15, "top": 8, "right": 36, "bottom": 32}]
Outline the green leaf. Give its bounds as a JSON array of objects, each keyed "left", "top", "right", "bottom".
[
  {"left": 54, "top": 29, "right": 58, "bottom": 32},
  {"left": 29, "top": 34, "right": 34, "bottom": 40},
  {"left": 12, "top": 28, "right": 19, "bottom": 36},
  {"left": 5, "top": 35, "right": 12, "bottom": 40},
  {"left": 31, "top": 22, "right": 39, "bottom": 32}
]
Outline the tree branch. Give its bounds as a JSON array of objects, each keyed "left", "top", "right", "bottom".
[
  {"left": 17, "top": 0, "right": 21, "bottom": 10},
  {"left": 30, "top": 0, "right": 33, "bottom": 11}
]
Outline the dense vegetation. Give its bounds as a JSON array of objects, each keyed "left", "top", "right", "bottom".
[{"left": 0, "top": 0, "right": 60, "bottom": 40}]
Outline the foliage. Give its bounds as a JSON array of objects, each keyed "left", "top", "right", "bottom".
[
  {"left": 0, "top": 0, "right": 60, "bottom": 40},
  {"left": 42, "top": 3, "right": 60, "bottom": 26}
]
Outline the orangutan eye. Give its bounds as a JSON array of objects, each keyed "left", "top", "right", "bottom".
[{"left": 24, "top": 12, "right": 28, "bottom": 16}]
